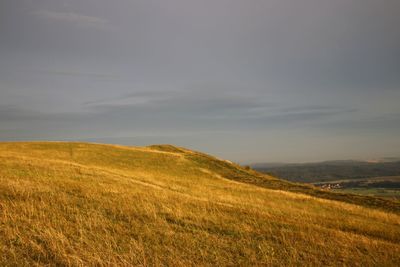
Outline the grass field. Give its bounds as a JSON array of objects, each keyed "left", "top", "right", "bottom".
[
  {"left": 314, "top": 176, "right": 400, "bottom": 201},
  {"left": 1, "top": 142, "right": 400, "bottom": 266},
  {"left": 333, "top": 188, "right": 400, "bottom": 200}
]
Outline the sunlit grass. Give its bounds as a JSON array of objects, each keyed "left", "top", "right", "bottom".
[{"left": 0, "top": 142, "right": 399, "bottom": 266}]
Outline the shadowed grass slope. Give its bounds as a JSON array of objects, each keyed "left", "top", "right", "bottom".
[{"left": 0, "top": 142, "right": 399, "bottom": 266}]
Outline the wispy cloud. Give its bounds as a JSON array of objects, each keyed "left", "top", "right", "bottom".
[
  {"left": 84, "top": 90, "right": 357, "bottom": 122},
  {"left": 85, "top": 90, "right": 275, "bottom": 116},
  {"left": 317, "top": 112, "right": 400, "bottom": 132},
  {"left": 32, "top": 69, "right": 120, "bottom": 80},
  {"left": 34, "top": 10, "right": 112, "bottom": 31},
  {"left": 0, "top": 105, "right": 89, "bottom": 122},
  {"left": 83, "top": 90, "right": 174, "bottom": 106},
  {"left": 83, "top": 90, "right": 355, "bottom": 126}
]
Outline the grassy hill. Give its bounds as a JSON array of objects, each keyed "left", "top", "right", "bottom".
[{"left": 0, "top": 142, "right": 399, "bottom": 266}]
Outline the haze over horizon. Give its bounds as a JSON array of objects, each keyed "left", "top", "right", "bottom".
[{"left": 1, "top": 0, "right": 399, "bottom": 163}]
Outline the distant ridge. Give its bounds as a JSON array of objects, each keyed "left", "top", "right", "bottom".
[{"left": 252, "top": 159, "right": 400, "bottom": 183}]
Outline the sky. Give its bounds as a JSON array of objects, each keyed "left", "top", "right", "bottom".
[{"left": 0, "top": 0, "right": 399, "bottom": 163}]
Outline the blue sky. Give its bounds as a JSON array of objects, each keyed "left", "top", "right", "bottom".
[{"left": 0, "top": 0, "right": 399, "bottom": 163}]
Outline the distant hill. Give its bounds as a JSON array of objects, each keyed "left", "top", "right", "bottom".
[
  {"left": 1, "top": 142, "right": 399, "bottom": 266},
  {"left": 252, "top": 160, "right": 400, "bottom": 183}
]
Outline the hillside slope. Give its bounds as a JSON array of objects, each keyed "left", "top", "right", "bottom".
[{"left": 0, "top": 142, "right": 399, "bottom": 266}]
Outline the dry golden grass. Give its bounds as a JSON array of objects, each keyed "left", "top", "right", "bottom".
[{"left": 0, "top": 142, "right": 399, "bottom": 266}]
